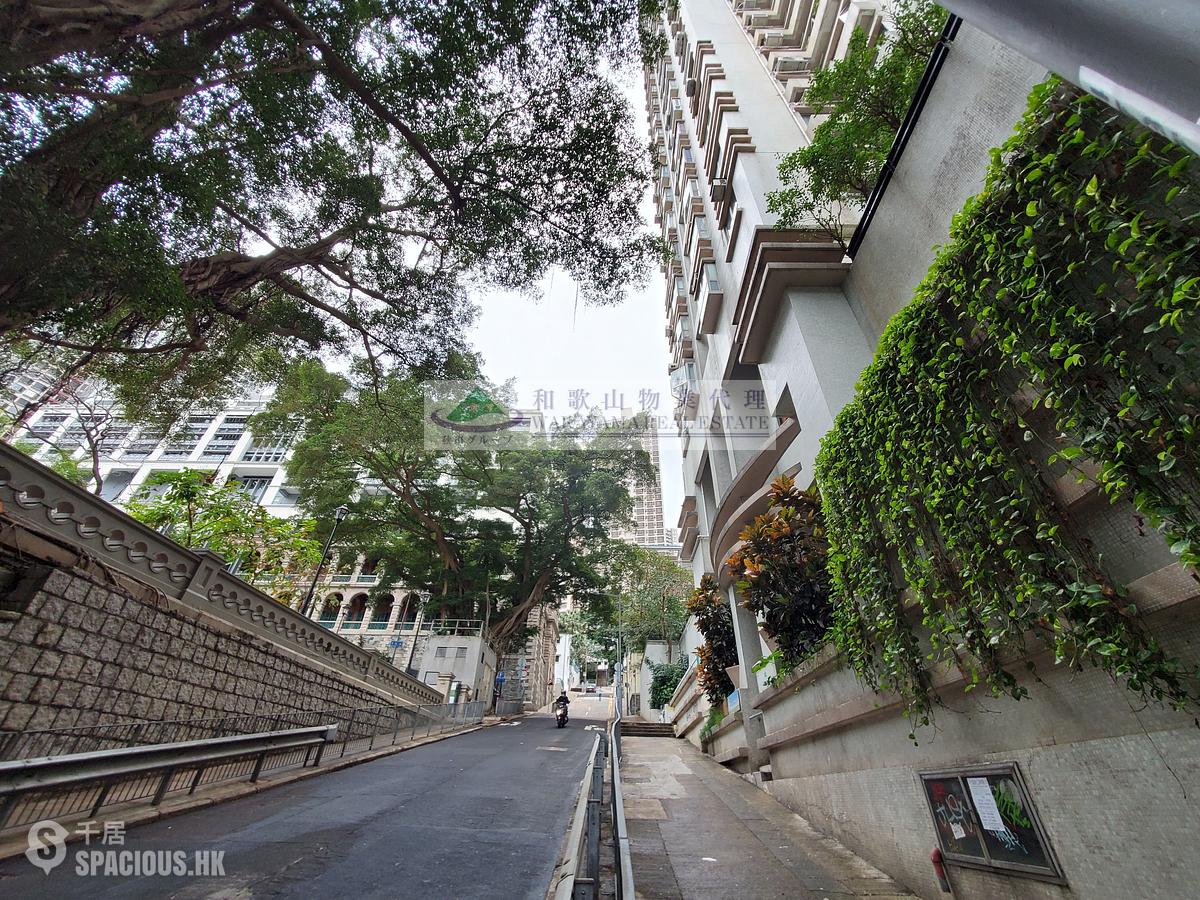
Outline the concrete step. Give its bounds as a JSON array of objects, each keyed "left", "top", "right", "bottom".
[{"left": 619, "top": 722, "right": 677, "bottom": 738}]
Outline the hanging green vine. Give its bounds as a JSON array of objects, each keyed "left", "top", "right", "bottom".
[
  {"left": 815, "top": 79, "right": 1200, "bottom": 731},
  {"left": 726, "top": 475, "right": 832, "bottom": 669},
  {"left": 686, "top": 575, "right": 739, "bottom": 704}
]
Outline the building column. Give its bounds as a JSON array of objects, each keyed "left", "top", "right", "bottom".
[
  {"left": 386, "top": 595, "right": 403, "bottom": 630},
  {"left": 726, "top": 584, "right": 769, "bottom": 770}
]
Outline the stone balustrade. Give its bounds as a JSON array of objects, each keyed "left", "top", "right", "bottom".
[{"left": 0, "top": 443, "right": 440, "bottom": 707}]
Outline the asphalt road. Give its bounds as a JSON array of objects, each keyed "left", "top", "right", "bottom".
[{"left": 0, "top": 694, "right": 612, "bottom": 899}]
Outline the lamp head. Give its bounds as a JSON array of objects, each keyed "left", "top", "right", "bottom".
[{"left": 334, "top": 504, "right": 350, "bottom": 522}]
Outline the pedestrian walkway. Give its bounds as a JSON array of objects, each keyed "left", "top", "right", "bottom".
[{"left": 620, "top": 737, "right": 915, "bottom": 899}]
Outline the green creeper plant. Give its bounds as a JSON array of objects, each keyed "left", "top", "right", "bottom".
[
  {"left": 648, "top": 657, "right": 688, "bottom": 709},
  {"left": 815, "top": 79, "right": 1200, "bottom": 733}
]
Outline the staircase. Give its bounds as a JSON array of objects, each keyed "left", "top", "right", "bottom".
[{"left": 619, "top": 718, "right": 677, "bottom": 738}]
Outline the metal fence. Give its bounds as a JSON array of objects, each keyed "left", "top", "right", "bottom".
[
  {"left": 0, "top": 701, "right": 487, "bottom": 763},
  {"left": 495, "top": 699, "right": 526, "bottom": 716},
  {"left": 572, "top": 732, "right": 608, "bottom": 900}
]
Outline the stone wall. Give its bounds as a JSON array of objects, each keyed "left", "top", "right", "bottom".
[{"left": 0, "top": 561, "right": 425, "bottom": 739}]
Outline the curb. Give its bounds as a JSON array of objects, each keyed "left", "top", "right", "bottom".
[{"left": 0, "top": 714, "right": 524, "bottom": 862}]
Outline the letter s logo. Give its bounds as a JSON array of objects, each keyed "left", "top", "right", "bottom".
[{"left": 25, "top": 819, "right": 69, "bottom": 874}]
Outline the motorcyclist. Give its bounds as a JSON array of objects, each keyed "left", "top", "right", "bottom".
[{"left": 554, "top": 691, "right": 570, "bottom": 721}]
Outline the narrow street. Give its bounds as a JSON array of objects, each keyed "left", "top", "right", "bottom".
[{"left": 0, "top": 696, "right": 612, "bottom": 899}]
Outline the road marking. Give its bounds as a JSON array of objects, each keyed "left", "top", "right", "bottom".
[
  {"left": 584, "top": 725, "right": 604, "bottom": 732},
  {"left": 536, "top": 746, "right": 569, "bottom": 752},
  {"left": 497, "top": 722, "right": 522, "bottom": 727}
]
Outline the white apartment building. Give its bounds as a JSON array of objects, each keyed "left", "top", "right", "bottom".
[
  {"left": 651, "top": 0, "right": 879, "bottom": 711},
  {"left": 648, "top": 0, "right": 1044, "bottom": 741}
]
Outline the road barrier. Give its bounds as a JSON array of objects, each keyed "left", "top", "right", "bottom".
[
  {"left": 0, "top": 725, "right": 337, "bottom": 831},
  {"left": 0, "top": 701, "right": 487, "bottom": 763},
  {"left": 548, "top": 720, "right": 634, "bottom": 900},
  {"left": 610, "top": 720, "right": 635, "bottom": 900}
]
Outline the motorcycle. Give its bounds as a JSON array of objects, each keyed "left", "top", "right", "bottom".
[{"left": 554, "top": 704, "right": 569, "bottom": 728}]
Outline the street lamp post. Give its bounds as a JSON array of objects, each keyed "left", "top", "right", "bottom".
[{"left": 298, "top": 504, "right": 349, "bottom": 619}]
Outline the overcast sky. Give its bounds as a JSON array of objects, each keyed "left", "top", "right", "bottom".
[{"left": 467, "top": 70, "right": 683, "bottom": 533}]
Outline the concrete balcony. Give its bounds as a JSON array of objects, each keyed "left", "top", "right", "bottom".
[
  {"left": 708, "top": 417, "right": 801, "bottom": 573},
  {"left": 696, "top": 261, "right": 724, "bottom": 335}
]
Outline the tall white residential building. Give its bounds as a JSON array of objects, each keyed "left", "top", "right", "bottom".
[{"left": 648, "top": 0, "right": 1043, "bottom": 741}]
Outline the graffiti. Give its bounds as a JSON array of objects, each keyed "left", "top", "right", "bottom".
[
  {"left": 993, "top": 826, "right": 1029, "bottom": 856},
  {"left": 990, "top": 779, "right": 1032, "bottom": 830},
  {"left": 933, "top": 791, "right": 977, "bottom": 846}
]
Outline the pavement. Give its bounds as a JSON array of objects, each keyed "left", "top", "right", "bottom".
[
  {"left": 621, "top": 737, "right": 916, "bottom": 899},
  {"left": 0, "top": 695, "right": 613, "bottom": 899}
]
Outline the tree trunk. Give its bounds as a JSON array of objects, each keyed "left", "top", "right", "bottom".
[
  {"left": 0, "top": 20, "right": 244, "bottom": 330},
  {"left": 489, "top": 569, "right": 554, "bottom": 644},
  {"left": 0, "top": 0, "right": 235, "bottom": 73}
]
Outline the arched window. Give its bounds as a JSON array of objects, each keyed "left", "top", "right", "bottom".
[{"left": 345, "top": 593, "right": 369, "bottom": 622}]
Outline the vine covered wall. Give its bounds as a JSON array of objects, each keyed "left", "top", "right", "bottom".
[{"left": 815, "top": 80, "right": 1200, "bottom": 730}]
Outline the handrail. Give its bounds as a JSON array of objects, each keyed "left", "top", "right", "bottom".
[
  {"left": 0, "top": 700, "right": 486, "bottom": 762},
  {"left": 0, "top": 726, "right": 337, "bottom": 831},
  {"left": 549, "top": 734, "right": 602, "bottom": 900},
  {"left": 610, "top": 720, "right": 635, "bottom": 900}
]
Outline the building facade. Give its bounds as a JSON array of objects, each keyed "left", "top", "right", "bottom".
[{"left": 647, "top": 3, "right": 1200, "bottom": 899}]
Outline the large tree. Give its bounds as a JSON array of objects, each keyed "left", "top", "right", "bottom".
[
  {"left": 0, "top": 1, "right": 660, "bottom": 425},
  {"left": 606, "top": 542, "right": 691, "bottom": 660},
  {"left": 253, "top": 358, "right": 655, "bottom": 643},
  {"left": 767, "top": 0, "right": 946, "bottom": 243}
]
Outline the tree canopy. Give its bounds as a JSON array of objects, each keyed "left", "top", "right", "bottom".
[
  {"left": 767, "top": 0, "right": 946, "bottom": 242},
  {"left": 1, "top": 0, "right": 660, "bottom": 427},
  {"left": 125, "top": 468, "right": 321, "bottom": 601},
  {"left": 252, "top": 358, "right": 655, "bottom": 644}
]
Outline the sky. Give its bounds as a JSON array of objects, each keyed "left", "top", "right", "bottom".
[{"left": 466, "top": 72, "right": 683, "bottom": 533}]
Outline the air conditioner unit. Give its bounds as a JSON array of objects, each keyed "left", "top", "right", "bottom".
[
  {"left": 709, "top": 179, "right": 729, "bottom": 203},
  {"left": 685, "top": 78, "right": 697, "bottom": 97},
  {"left": 772, "top": 56, "right": 809, "bottom": 74}
]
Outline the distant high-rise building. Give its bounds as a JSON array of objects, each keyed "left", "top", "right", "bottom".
[{"left": 628, "top": 425, "right": 667, "bottom": 546}]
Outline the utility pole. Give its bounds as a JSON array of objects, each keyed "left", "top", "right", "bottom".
[{"left": 298, "top": 504, "right": 349, "bottom": 618}]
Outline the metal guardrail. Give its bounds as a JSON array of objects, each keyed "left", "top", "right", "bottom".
[
  {"left": 572, "top": 733, "right": 608, "bottom": 900},
  {"left": 610, "top": 720, "right": 635, "bottom": 900},
  {"left": 0, "top": 726, "right": 337, "bottom": 831},
  {"left": 0, "top": 701, "right": 488, "bottom": 763}
]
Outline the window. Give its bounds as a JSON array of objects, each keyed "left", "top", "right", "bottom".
[
  {"left": 434, "top": 646, "right": 448, "bottom": 658},
  {"left": 422, "top": 671, "right": 439, "bottom": 686},
  {"left": 27, "top": 414, "right": 67, "bottom": 441},
  {"left": 271, "top": 485, "right": 301, "bottom": 506},
  {"left": 99, "top": 470, "right": 135, "bottom": 502},
  {"left": 201, "top": 416, "right": 246, "bottom": 460},
  {"left": 161, "top": 417, "right": 212, "bottom": 459},
  {"left": 920, "top": 764, "right": 1063, "bottom": 882},
  {"left": 229, "top": 475, "right": 273, "bottom": 502},
  {"left": 455, "top": 647, "right": 467, "bottom": 659}
]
